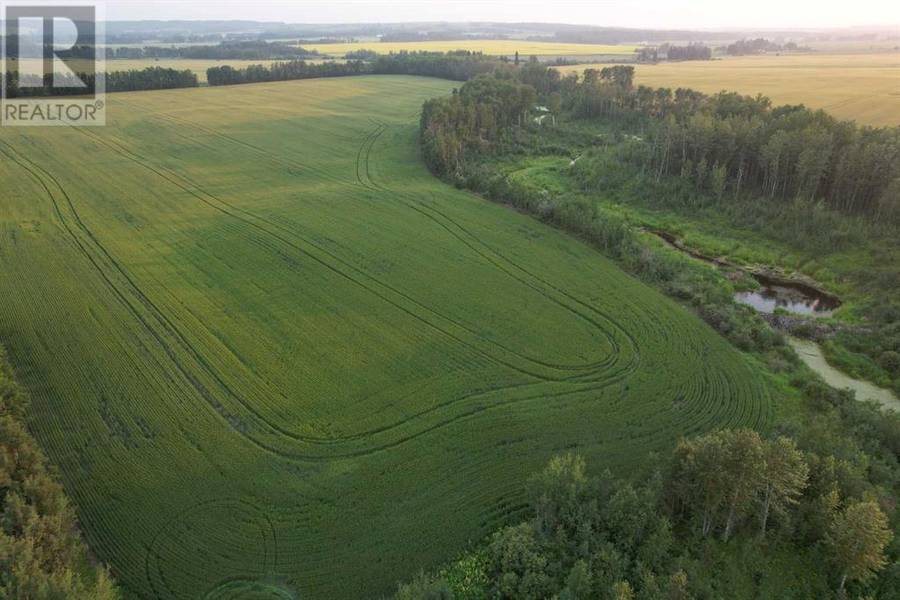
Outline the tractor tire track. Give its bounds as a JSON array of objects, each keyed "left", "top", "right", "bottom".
[
  {"left": 53, "top": 129, "right": 633, "bottom": 459},
  {"left": 360, "top": 121, "right": 643, "bottom": 380},
  {"left": 72, "top": 126, "right": 619, "bottom": 379},
  {"left": 146, "top": 111, "right": 631, "bottom": 380},
  {"left": 7, "top": 116, "right": 639, "bottom": 462}
]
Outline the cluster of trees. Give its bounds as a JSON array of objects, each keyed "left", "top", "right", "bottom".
[
  {"left": 553, "top": 68, "right": 900, "bottom": 223},
  {"left": 620, "top": 93, "right": 899, "bottom": 223},
  {"left": 668, "top": 430, "right": 809, "bottom": 543},
  {"left": 207, "top": 52, "right": 506, "bottom": 87},
  {"left": 421, "top": 58, "right": 900, "bottom": 225},
  {"left": 399, "top": 394, "right": 899, "bottom": 599},
  {"left": 637, "top": 45, "right": 713, "bottom": 63},
  {"left": 3, "top": 67, "right": 198, "bottom": 97},
  {"left": 636, "top": 47, "right": 659, "bottom": 63},
  {"left": 369, "top": 51, "right": 503, "bottom": 81},
  {"left": 421, "top": 73, "right": 539, "bottom": 176},
  {"left": 106, "top": 40, "right": 318, "bottom": 61},
  {"left": 724, "top": 38, "right": 782, "bottom": 55},
  {"left": 724, "top": 38, "right": 810, "bottom": 55},
  {"left": 661, "top": 44, "right": 713, "bottom": 61},
  {"left": 3, "top": 72, "right": 97, "bottom": 98},
  {"left": 420, "top": 66, "right": 638, "bottom": 170},
  {"left": 207, "top": 60, "right": 367, "bottom": 86},
  {"left": 106, "top": 32, "right": 224, "bottom": 45},
  {"left": 0, "top": 346, "right": 119, "bottom": 599},
  {"left": 5, "top": 40, "right": 96, "bottom": 59},
  {"left": 107, "top": 67, "right": 198, "bottom": 92}
]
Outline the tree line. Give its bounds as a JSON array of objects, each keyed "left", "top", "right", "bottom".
[
  {"left": 0, "top": 346, "right": 119, "bottom": 598},
  {"left": 724, "top": 38, "right": 810, "bottom": 55},
  {"left": 207, "top": 60, "right": 367, "bottom": 86},
  {"left": 3, "top": 67, "right": 198, "bottom": 97},
  {"left": 661, "top": 43, "right": 712, "bottom": 61},
  {"left": 207, "top": 51, "right": 506, "bottom": 87},
  {"left": 633, "top": 44, "right": 713, "bottom": 63}
]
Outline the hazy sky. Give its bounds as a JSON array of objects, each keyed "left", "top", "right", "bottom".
[{"left": 100, "top": 0, "right": 900, "bottom": 30}]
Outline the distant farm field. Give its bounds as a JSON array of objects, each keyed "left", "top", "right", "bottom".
[
  {"left": 304, "top": 39, "right": 637, "bottom": 57},
  {"left": 557, "top": 53, "right": 900, "bottom": 127},
  {"left": 0, "top": 76, "right": 771, "bottom": 598}
]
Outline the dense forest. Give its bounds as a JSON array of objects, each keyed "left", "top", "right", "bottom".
[
  {"left": 0, "top": 346, "right": 119, "bottom": 598},
  {"left": 661, "top": 44, "right": 713, "bottom": 61},
  {"left": 421, "top": 64, "right": 900, "bottom": 223}
]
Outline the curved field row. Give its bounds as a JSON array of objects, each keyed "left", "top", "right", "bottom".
[
  {"left": 61, "top": 123, "right": 640, "bottom": 458},
  {"left": 62, "top": 111, "right": 646, "bottom": 457},
  {"left": 0, "top": 76, "right": 773, "bottom": 598}
]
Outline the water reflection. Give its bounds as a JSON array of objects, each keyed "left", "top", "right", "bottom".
[
  {"left": 648, "top": 229, "right": 842, "bottom": 318},
  {"left": 735, "top": 283, "right": 838, "bottom": 317}
]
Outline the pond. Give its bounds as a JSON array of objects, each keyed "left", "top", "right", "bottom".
[
  {"left": 734, "top": 281, "right": 840, "bottom": 317},
  {"left": 648, "top": 230, "right": 840, "bottom": 317}
]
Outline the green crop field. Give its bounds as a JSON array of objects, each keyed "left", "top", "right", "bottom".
[{"left": 0, "top": 76, "right": 772, "bottom": 598}]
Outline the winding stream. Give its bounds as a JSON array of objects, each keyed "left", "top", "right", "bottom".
[
  {"left": 650, "top": 229, "right": 899, "bottom": 411},
  {"left": 789, "top": 338, "right": 900, "bottom": 412}
]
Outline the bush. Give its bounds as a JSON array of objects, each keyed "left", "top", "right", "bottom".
[
  {"left": 879, "top": 350, "right": 900, "bottom": 375},
  {"left": 395, "top": 572, "right": 453, "bottom": 600}
]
